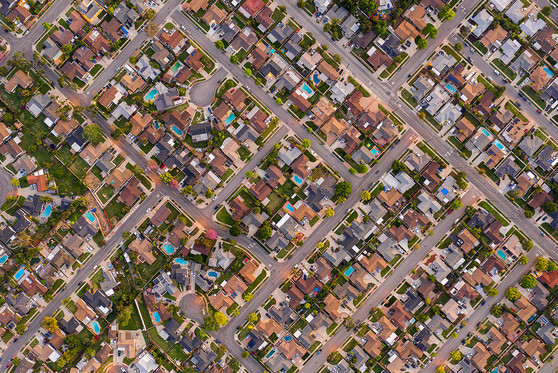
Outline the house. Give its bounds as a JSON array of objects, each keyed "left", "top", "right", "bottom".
[
  {"left": 268, "top": 24, "right": 294, "bottom": 44},
  {"left": 231, "top": 27, "right": 258, "bottom": 52},
  {"left": 424, "top": 86, "right": 450, "bottom": 115},
  {"left": 330, "top": 81, "right": 354, "bottom": 103},
  {"left": 470, "top": 9, "right": 493, "bottom": 38},
  {"left": 394, "top": 19, "right": 419, "bottom": 41},
  {"left": 353, "top": 30, "right": 376, "bottom": 49},
  {"left": 239, "top": 0, "right": 264, "bottom": 18},
  {"left": 341, "top": 15, "right": 359, "bottom": 38},
  {"left": 7, "top": 5, "right": 31, "bottom": 24},
  {"left": 5, "top": 70, "right": 32, "bottom": 93},
  {"left": 511, "top": 50, "right": 537, "bottom": 75},
  {"left": 481, "top": 25, "right": 507, "bottom": 48},
  {"left": 430, "top": 53, "right": 457, "bottom": 77},
  {"left": 520, "top": 15, "right": 546, "bottom": 37},
  {"left": 290, "top": 92, "right": 311, "bottom": 112},
  {"left": 530, "top": 66, "right": 550, "bottom": 91},
  {"left": 367, "top": 48, "right": 393, "bottom": 70}
]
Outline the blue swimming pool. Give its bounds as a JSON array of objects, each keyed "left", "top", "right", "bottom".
[
  {"left": 154, "top": 122, "right": 161, "bottom": 130},
  {"left": 172, "top": 125, "right": 183, "bottom": 136},
  {"left": 544, "top": 67, "right": 554, "bottom": 78},
  {"left": 480, "top": 127, "right": 491, "bottom": 137},
  {"left": 14, "top": 267, "right": 25, "bottom": 281},
  {"left": 284, "top": 335, "right": 292, "bottom": 341},
  {"left": 174, "top": 258, "right": 187, "bottom": 265},
  {"left": 145, "top": 88, "right": 158, "bottom": 101},
  {"left": 284, "top": 202, "right": 295, "bottom": 213},
  {"left": 269, "top": 48, "right": 275, "bottom": 54},
  {"left": 85, "top": 211, "right": 96, "bottom": 223},
  {"left": 163, "top": 244, "right": 175, "bottom": 255},
  {"left": 293, "top": 174, "right": 303, "bottom": 185},
  {"left": 371, "top": 147, "right": 379, "bottom": 155},
  {"left": 265, "top": 348, "right": 276, "bottom": 359},
  {"left": 208, "top": 270, "right": 219, "bottom": 278},
  {"left": 0, "top": 254, "right": 7, "bottom": 264},
  {"left": 344, "top": 266, "right": 354, "bottom": 277},
  {"left": 91, "top": 321, "right": 100, "bottom": 334},
  {"left": 301, "top": 82, "right": 313, "bottom": 95},
  {"left": 171, "top": 61, "right": 182, "bottom": 73},
  {"left": 225, "top": 112, "right": 236, "bottom": 125},
  {"left": 496, "top": 249, "right": 507, "bottom": 261},
  {"left": 445, "top": 83, "right": 456, "bottom": 94},
  {"left": 41, "top": 205, "right": 52, "bottom": 218},
  {"left": 440, "top": 188, "right": 449, "bottom": 196},
  {"left": 312, "top": 71, "right": 320, "bottom": 84},
  {"left": 153, "top": 312, "right": 161, "bottom": 323},
  {"left": 494, "top": 140, "right": 504, "bottom": 150}
]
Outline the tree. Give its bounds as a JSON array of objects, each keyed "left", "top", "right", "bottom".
[
  {"left": 452, "top": 199, "right": 463, "bottom": 210},
  {"left": 450, "top": 350, "right": 462, "bottom": 362},
  {"left": 325, "top": 208, "right": 335, "bottom": 217},
  {"left": 229, "top": 223, "right": 242, "bottom": 236},
  {"left": 522, "top": 240, "right": 533, "bottom": 251},
  {"left": 42, "top": 22, "right": 51, "bottom": 30},
  {"left": 169, "top": 179, "right": 179, "bottom": 189},
  {"left": 214, "top": 311, "right": 227, "bottom": 326},
  {"left": 333, "top": 54, "right": 341, "bottom": 64},
  {"left": 454, "top": 43, "right": 463, "bottom": 52},
  {"left": 343, "top": 316, "right": 354, "bottom": 329},
  {"left": 542, "top": 202, "right": 557, "bottom": 214},
  {"left": 41, "top": 317, "right": 59, "bottom": 332},
  {"left": 230, "top": 55, "right": 239, "bottom": 64},
  {"left": 258, "top": 221, "right": 273, "bottom": 240},
  {"left": 243, "top": 292, "right": 253, "bottom": 302},
  {"left": 521, "top": 274, "right": 537, "bottom": 288},
  {"left": 423, "top": 23, "right": 438, "bottom": 39},
  {"left": 349, "top": 167, "right": 357, "bottom": 175},
  {"left": 247, "top": 312, "right": 258, "bottom": 323},
  {"left": 536, "top": 257, "right": 549, "bottom": 272},
  {"left": 159, "top": 172, "right": 173, "bottom": 185},
  {"left": 542, "top": 6, "right": 552, "bottom": 16},
  {"left": 335, "top": 181, "right": 352, "bottom": 200},
  {"left": 519, "top": 255, "right": 528, "bottom": 265},
  {"left": 491, "top": 304, "right": 504, "bottom": 317},
  {"left": 451, "top": 331, "right": 458, "bottom": 339},
  {"left": 117, "top": 305, "right": 133, "bottom": 327},
  {"left": 215, "top": 40, "right": 224, "bottom": 49},
  {"left": 436, "top": 367, "right": 446, "bottom": 373},
  {"left": 10, "top": 178, "right": 19, "bottom": 187},
  {"left": 301, "top": 139, "right": 311, "bottom": 148},
  {"left": 486, "top": 287, "right": 499, "bottom": 297},
  {"left": 361, "top": 190, "right": 371, "bottom": 202},
  {"left": 244, "top": 68, "right": 252, "bottom": 77},
  {"left": 82, "top": 124, "right": 104, "bottom": 145},
  {"left": 245, "top": 171, "right": 254, "bottom": 179},
  {"left": 241, "top": 351, "right": 250, "bottom": 358},
  {"left": 275, "top": 98, "right": 283, "bottom": 105},
  {"left": 506, "top": 287, "right": 521, "bottom": 301},
  {"left": 145, "top": 21, "right": 158, "bottom": 37},
  {"left": 548, "top": 260, "right": 557, "bottom": 272},
  {"left": 374, "top": 19, "right": 387, "bottom": 36},
  {"left": 439, "top": 5, "right": 455, "bottom": 20},
  {"left": 416, "top": 37, "right": 428, "bottom": 49}
]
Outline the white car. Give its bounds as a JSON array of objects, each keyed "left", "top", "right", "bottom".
[{"left": 494, "top": 70, "right": 500, "bottom": 76}]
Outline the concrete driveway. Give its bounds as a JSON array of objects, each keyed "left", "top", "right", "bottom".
[
  {"left": 179, "top": 293, "right": 205, "bottom": 324},
  {"left": 189, "top": 67, "right": 228, "bottom": 107}
]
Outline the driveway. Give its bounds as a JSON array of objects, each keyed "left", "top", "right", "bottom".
[
  {"left": 106, "top": 365, "right": 130, "bottom": 373},
  {"left": 189, "top": 67, "right": 228, "bottom": 107},
  {"left": 179, "top": 293, "right": 205, "bottom": 324}
]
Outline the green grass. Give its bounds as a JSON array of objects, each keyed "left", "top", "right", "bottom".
[
  {"left": 505, "top": 101, "right": 527, "bottom": 122},
  {"left": 119, "top": 302, "right": 143, "bottom": 330},
  {"left": 521, "top": 86, "right": 546, "bottom": 109},
  {"left": 216, "top": 206, "right": 235, "bottom": 226},
  {"left": 105, "top": 197, "right": 128, "bottom": 224},
  {"left": 69, "top": 157, "right": 90, "bottom": 178},
  {"left": 97, "top": 184, "right": 115, "bottom": 204},
  {"left": 492, "top": 59, "right": 517, "bottom": 80}
]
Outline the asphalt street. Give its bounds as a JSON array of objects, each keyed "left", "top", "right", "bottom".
[{"left": 189, "top": 67, "right": 228, "bottom": 106}]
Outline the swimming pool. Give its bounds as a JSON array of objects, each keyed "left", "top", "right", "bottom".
[
  {"left": 445, "top": 83, "right": 456, "bottom": 94},
  {"left": 496, "top": 249, "right": 507, "bottom": 261},
  {"left": 292, "top": 174, "right": 303, "bottom": 185},
  {"left": 480, "top": 127, "right": 491, "bottom": 137},
  {"left": 544, "top": 67, "right": 554, "bottom": 78},
  {"left": 163, "top": 244, "right": 175, "bottom": 255},
  {"left": 14, "top": 267, "right": 25, "bottom": 281},
  {"left": 225, "top": 112, "right": 236, "bottom": 125},
  {"left": 284, "top": 202, "right": 295, "bottom": 213},
  {"left": 154, "top": 122, "right": 161, "bottom": 130},
  {"left": 145, "top": 88, "right": 158, "bottom": 101},
  {"left": 440, "top": 188, "right": 449, "bottom": 196},
  {"left": 174, "top": 258, "right": 187, "bottom": 265},
  {"left": 172, "top": 125, "right": 183, "bottom": 136},
  {"left": 153, "top": 312, "right": 161, "bottom": 323},
  {"left": 171, "top": 61, "right": 182, "bottom": 73},
  {"left": 312, "top": 71, "right": 320, "bottom": 84},
  {"left": 269, "top": 48, "right": 275, "bottom": 54},
  {"left": 344, "top": 266, "right": 354, "bottom": 277},
  {"left": 301, "top": 82, "right": 313, "bottom": 96},
  {"left": 85, "top": 211, "right": 96, "bottom": 223},
  {"left": 208, "top": 270, "right": 219, "bottom": 278},
  {"left": 284, "top": 335, "right": 292, "bottom": 341},
  {"left": 0, "top": 254, "right": 7, "bottom": 264},
  {"left": 265, "top": 349, "right": 276, "bottom": 359},
  {"left": 371, "top": 147, "right": 379, "bottom": 156},
  {"left": 41, "top": 205, "right": 52, "bottom": 218},
  {"left": 494, "top": 140, "right": 504, "bottom": 150},
  {"left": 91, "top": 321, "right": 100, "bottom": 334}
]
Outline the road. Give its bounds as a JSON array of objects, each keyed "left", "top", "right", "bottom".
[
  {"left": 189, "top": 67, "right": 228, "bottom": 106},
  {"left": 2, "top": 0, "right": 558, "bottom": 370},
  {"left": 299, "top": 188, "right": 478, "bottom": 372}
]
